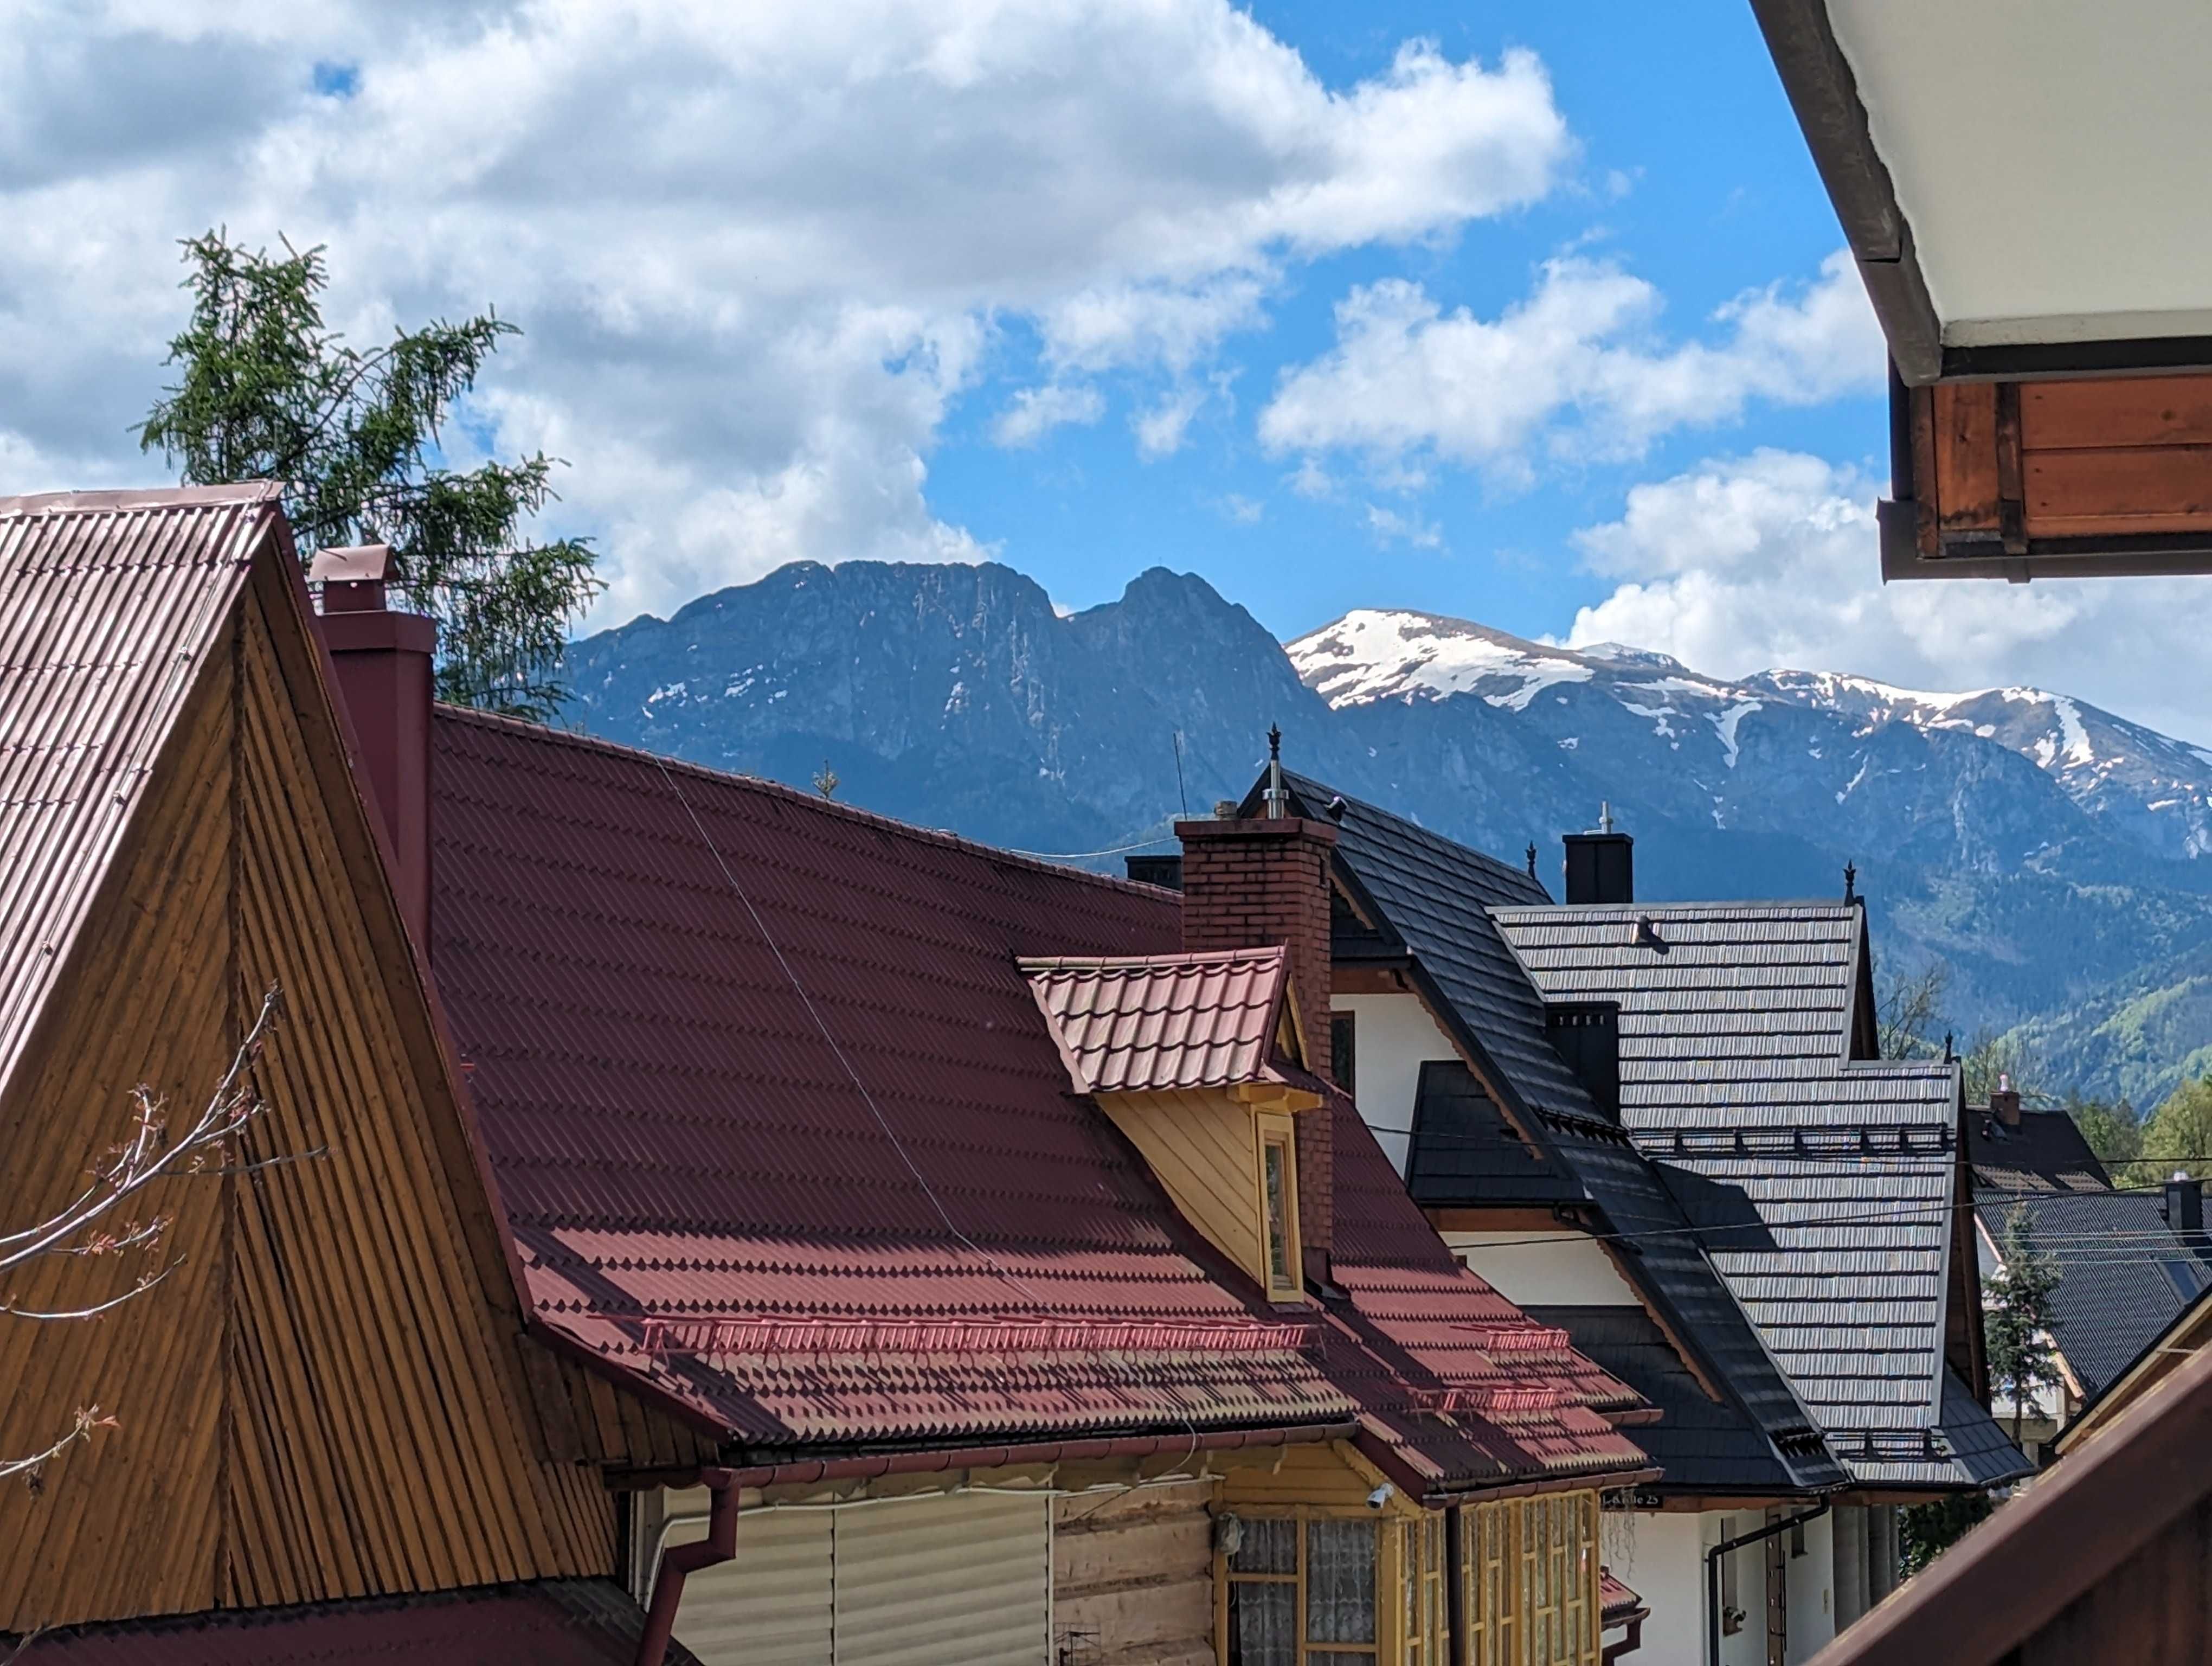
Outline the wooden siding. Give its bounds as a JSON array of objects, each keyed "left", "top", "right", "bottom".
[
  {"left": 2017, "top": 1493, "right": 2212, "bottom": 1666},
  {"left": 1914, "top": 375, "right": 2212, "bottom": 554},
  {"left": 0, "top": 555, "right": 620, "bottom": 1632},
  {"left": 1098, "top": 1090, "right": 1268, "bottom": 1289},
  {"left": 1054, "top": 1482, "right": 1216, "bottom": 1666}
]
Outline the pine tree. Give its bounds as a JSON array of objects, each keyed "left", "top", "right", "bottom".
[
  {"left": 1983, "top": 1203, "right": 2062, "bottom": 1445},
  {"left": 140, "top": 232, "right": 599, "bottom": 721}
]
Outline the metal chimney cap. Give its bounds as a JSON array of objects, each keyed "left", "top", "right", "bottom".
[{"left": 310, "top": 543, "right": 393, "bottom": 584}]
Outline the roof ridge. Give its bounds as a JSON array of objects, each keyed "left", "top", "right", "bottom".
[
  {"left": 1281, "top": 768, "right": 1537, "bottom": 886},
  {"left": 1491, "top": 900, "right": 1862, "bottom": 918},
  {"left": 434, "top": 702, "right": 1179, "bottom": 904},
  {"left": 1018, "top": 945, "right": 1282, "bottom": 971},
  {"left": 0, "top": 482, "right": 287, "bottom": 516}
]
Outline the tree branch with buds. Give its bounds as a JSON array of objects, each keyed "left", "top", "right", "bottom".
[{"left": 2, "top": 985, "right": 295, "bottom": 1494}]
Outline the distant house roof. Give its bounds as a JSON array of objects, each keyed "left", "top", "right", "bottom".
[
  {"left": 1263, "top": 776, "right": 1843, "bottom": 1494},
  {"left": 1021, "top": 946, "right": 1323, "bottom": 1096},
  {"left": 1490, "top": 899, "right": 2024, "bottom": 1489},
  {"left": 0, "top": 484, "right": 280, "bottom": 1101},
  {"left": 429, "top": 712, "right": 1651, "bottom": 1488},
  {"left": 1966, "top": 1107, "right": 2111, "bottom": 1194},
  {"left": 8, "top": 1579, "right": 699, "bottom": 1665},
  {"left": 1978, "top": 1188, "right": 2209, "bottom": 1400}
]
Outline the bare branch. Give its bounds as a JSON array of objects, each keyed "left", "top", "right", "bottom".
[{"left": 1, "top": 1262, "right": 179, "bottom": 1322}]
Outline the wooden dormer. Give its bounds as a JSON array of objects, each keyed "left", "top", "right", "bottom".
[{"left": 1022, "top": 947, "right": 1327, "bottom": 1304}]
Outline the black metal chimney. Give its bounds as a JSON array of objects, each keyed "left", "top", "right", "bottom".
[
  {"left": 1546, "top": 1002, "right": 1622, "bottom": 1121},
  {"left": 2165, "top": 1176, "right": 2206, "bottom": 1251},
  {"left": 1563, "top": 802, "right": 1634, "bottom": 906}
]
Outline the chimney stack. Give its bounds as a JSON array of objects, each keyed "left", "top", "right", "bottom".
[
  {"left": 1562, "top": 802, "right": 1635, "bottom": 905},
  {"left": 1178, "top": 744, "right": 1336, "bottom": 1280},
  {"left": 310, "top": 545, "right": 435, "bottom": 951},
  {"left": 1546, "top": 1003, "right": 1622, "bottom": 1122},
  {"left": 2165, "top": 1175, "right": 2205, "bottom": 1249},
  {"left": 1990, "top": 1074, "right": 2022, "bottom": 1130}
]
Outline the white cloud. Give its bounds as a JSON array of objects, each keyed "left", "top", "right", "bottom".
[
  {"left": 1258, "top": 248, "right": 1882, "bottom": 476},
  {"left": 993, "top": 382, "right": 1107, "bottom": 448},
  {"left": 1365, "top": 503, "right": 1443, "bottom": 549},
  {"left": 1566, "top": 450, "right": 2212, "bottom": 746},
  {"left": 1219, "top": 493, "right": 1264, "bottom": 524},
  {"left": 1131, "top": 387, "right": 1204, "bottom": 459},
  {"left": 0, "top": 1, "right": 1577, "bottom": 626}
]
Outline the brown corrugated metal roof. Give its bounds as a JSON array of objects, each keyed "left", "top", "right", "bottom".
[
  {"left": 1021, "top": 946, "right": 1294, "bottom": 1093},
  {"left": 7, "top": 1578, "right": 700, "bottom": 1665},
  {"left": 0, "top": 485, "right": 280, "bottom": 1101}
]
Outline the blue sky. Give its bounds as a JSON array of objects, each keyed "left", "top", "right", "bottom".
[
  {"left": 5, "top": 1, "right": 2210, "bottom": 740},
  {"left": 929, "top": 0, "right": 1882, "bottom": 645}
]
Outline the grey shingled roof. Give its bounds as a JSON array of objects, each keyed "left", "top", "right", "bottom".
[
  {"left": 1491, "top": 901, "right": 2029, "bottom": 1489},
  {"left": 1976, "top": 1188, "right": 2209, "bottom": 1400},
  {"left": 1265, "top": 776, "right": 1843, "bottom": 1494}
]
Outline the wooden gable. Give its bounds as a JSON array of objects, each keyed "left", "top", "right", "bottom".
[{"left": 0, "top": 529, "right": 644, "bottom": 1631}]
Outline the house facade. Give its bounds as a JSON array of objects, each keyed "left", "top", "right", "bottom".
[
  {"left": 1, "top": 488, "right": 1656, "bottom": 1665},
  {"left": 1182, "top": 771, "right": 2028, "bottom": 1666}
]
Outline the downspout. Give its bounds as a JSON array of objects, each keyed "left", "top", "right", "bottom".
[
  {"left": 635, "top": 1475, "right": 738, "bottom": 1666},
  {"left": 1705, "top": 1504, "right": 1828, "bottom": 1666}
]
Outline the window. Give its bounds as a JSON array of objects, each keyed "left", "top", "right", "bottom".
[
  {"left": 1402, "top": 1516, "right": 1446, "bottom": 1666},
  {"left": 1259, "top": 1120, "right": 1301, "bottom": 1301},
  {"left": 1226, "top": 1514, "right": 1379, "bottom": 1665},
  {"left": 1461, "top": 1492, "right": 1601, "bottom": 1666},
  {"left": 1330, "top": 1013, "right": 1357, "bottom": 1094}
]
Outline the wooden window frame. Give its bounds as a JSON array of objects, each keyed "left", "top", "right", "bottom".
[
  {"left": 1219, "top": 1506, "right": 1411, "bottom": 1665},
  {"left": 1256, "top": 1112, "right": 1303, "bottom": 1305},
  {"left": 1460, "top": 1492, "right": 1601, "bottom": 1666}
]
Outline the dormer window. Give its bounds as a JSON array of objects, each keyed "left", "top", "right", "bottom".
[
  {"left": 1023, "top": 947, "right": 1328, "bottom": 1308},
  {"left": 1261, "top": 1122, "right": 1301, "bottom": 1300}
]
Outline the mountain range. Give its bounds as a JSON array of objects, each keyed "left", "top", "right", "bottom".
[{"left": 556, "top": 560, "right": 2212, "bottom": 1107}]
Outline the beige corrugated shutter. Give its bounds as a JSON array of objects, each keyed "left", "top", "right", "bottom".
[
  {"left": 671, "top": 1503, "right": 835, "bottom": 1665},
  {"left": 666, "top": 1490, "right": 1049, "bottom": 1666},
  {"left": 832, "top": 1492, "right": 1050, "bottom": 1666}
]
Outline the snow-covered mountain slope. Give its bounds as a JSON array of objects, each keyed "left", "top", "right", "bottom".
[{"left": 1289, "top": 609, "right": 2212, "bottom": 863}]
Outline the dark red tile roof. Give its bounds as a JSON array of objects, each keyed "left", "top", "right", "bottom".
[
  {"left": 1021, "top": 947, "right": 1308, "bottom": 1094},
  {"left": 430, "top": 710, "right": 1348, "bottom": 1445},
  {"left": 428, "top": 709, "right": 1649, "bottom": 1484},
  {"left": 10, "top": 1580, "right": 699, "bottom": 1665},
  {"left": 1601, "top": 1571, "right": 1647, "bottom": 1624}
]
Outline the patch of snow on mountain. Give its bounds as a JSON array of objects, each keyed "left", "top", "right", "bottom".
[
  {"left": 1711, "top": 700, "right": 1760, "bottom": 768},
  {"left": 2050, "top": 696, "right": 2095, "bottom": 768},
  {"left": 1287, "top": 610, "right": 1596, "bottom": 712}
]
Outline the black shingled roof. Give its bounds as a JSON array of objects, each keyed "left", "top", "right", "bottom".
[
  {"left": 1261, "top": 773, "right": 1844, "bottom": 1494},
  {"left": 1262, "top": 772, "right": 2024, "bottom": 1492}
]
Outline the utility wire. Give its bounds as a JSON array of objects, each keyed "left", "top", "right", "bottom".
[{"left": 652, "top": 756, "right": 1047, "bottom": 1310}]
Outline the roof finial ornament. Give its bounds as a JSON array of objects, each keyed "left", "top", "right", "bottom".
[
  {"left": 1843, "top": 861, "right": 1857, "bottom": 904},
  {"left": 1526, "top": 841, "right": 1538, "bottom": 878},
  {"left": 1262, "top": 724, "right": 1290, "bottom": 819},
  {"left": 1944, "top": 1030, "right": 1954, "bottom": 1062},
  {"left": 1598, "top": 800, "right": 1614, "bottom": 835},
  {"left": 1268, "top": 723, "right": 1282, "bottom": 762}
]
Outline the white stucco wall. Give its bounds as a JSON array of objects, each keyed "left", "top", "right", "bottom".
[
  {"left": 1607, "top": 1510, "right": 1706, "bottom": 1666},
  {"left": 1605, "top": 1508, "right": 1836, "bottom": 1666},
  {"left": 1441, "top": 1229, "right": 1637, "bottom": 1306},
  {"left": 1787, "top": 1509, "right": 1836, "bottom": 1663},
  {"left": 1330, "top": 991, "right": 1460, "bottom": 1173}
]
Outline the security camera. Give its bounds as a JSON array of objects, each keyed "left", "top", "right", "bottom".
[{"left": 1365, "top": 1483, "right": 1395, "bottom": 1511}]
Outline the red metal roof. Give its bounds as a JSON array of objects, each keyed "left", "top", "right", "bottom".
[
  {"left": 12, "top": 1579, "right": 699, "bottom": 1665},
  {"left": 428, "top": 708, "right": 1649, "bottom": 1481},
  {"left": 429, "top": 710, "right": 1349, "bottom": 1444},
  {"left": 0, "top": 486, "right": 279, "bottom": 1100},
  {"left": 1601, "top": 1571, "right": 1646, "bottom": 1625},
  {"left": 1021, "top": 946, "right": 1304, "bottom": 1093}
]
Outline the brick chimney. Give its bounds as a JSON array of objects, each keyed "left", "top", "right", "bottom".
[
  {"left": 1176, "top": 736, "right": 1336, "bottom": 1279},
  {"left": 310, "top": 545, "right": 435, "bottom": 951},
  {"left": 1990, "top": 1074, "right": 2022, "bottom": 1129}
]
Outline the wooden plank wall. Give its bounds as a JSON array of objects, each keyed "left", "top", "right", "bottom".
[
  {"left": 1053, "top": 1481, "right": 1217, "bottom": 1666},
  {"left": 1918, "top": 376, "right": 2212, "bottom": 551},
  {"left": 2020, "top": 1492, "right": 2212, "bottom": 1666},
  {"left": 0, "top": 559, "right": 632, "bottom": 1633},
  {"left": 1096, "top": 1090, "right": 1263, "bottom": 1287}
]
